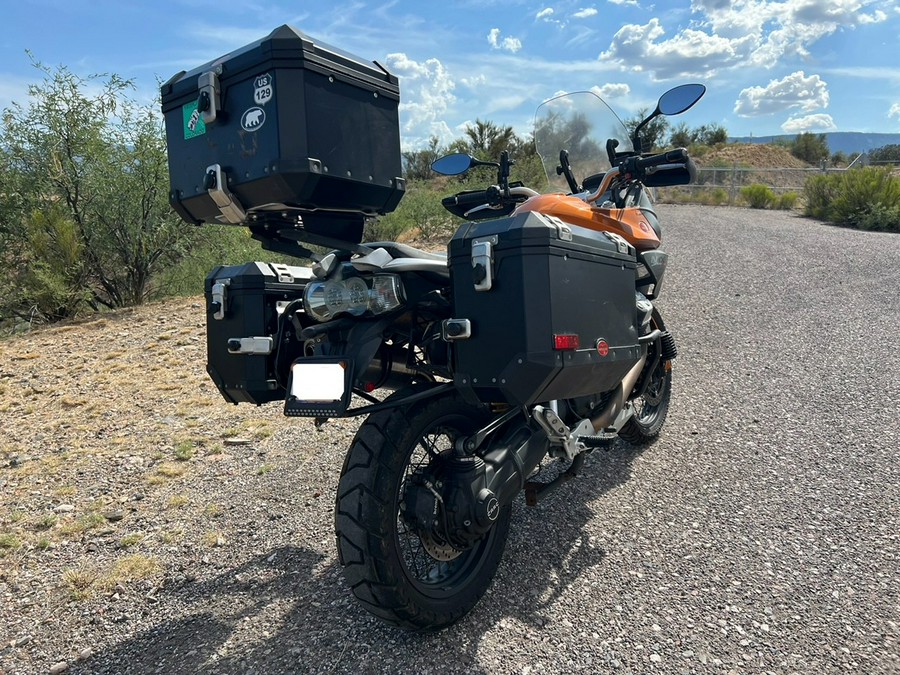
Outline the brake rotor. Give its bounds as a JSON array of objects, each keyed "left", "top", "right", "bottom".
[{"left": 419, "top": 530, "right": 463, "bottom": 562}]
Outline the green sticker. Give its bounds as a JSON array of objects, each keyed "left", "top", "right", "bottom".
[{"left": 182, "top": 101, "right": 206, "bottom": 139}]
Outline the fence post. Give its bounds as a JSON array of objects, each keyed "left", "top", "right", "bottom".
[{"left": 730, "top": 161, "right": 737, "bottom": 205}]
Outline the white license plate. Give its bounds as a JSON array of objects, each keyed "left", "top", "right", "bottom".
[{"left": 289, "top": 361, "right": 348, "bottom": 402}]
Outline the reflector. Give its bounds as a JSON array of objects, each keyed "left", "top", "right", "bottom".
[{"left": 553, "top": 334, "right": 580, "bottom": 350}]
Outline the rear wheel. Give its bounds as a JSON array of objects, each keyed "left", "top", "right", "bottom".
[{"left": 335, "top": 389, "right": 512, "bottom": 631}]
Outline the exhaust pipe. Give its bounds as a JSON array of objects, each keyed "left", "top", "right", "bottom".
[{"left": 588, "top": 354, "right": 647, "bottom": 433}]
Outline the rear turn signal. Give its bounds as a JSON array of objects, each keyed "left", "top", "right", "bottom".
[{"left": 553, "top": 334, "right": 580, "bottom": 350}]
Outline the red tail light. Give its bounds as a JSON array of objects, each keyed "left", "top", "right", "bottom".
[{"left": 553, "top": 334, "right": 580, "bottom": 350}]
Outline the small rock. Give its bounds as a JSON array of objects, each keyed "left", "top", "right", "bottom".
[
  {"left": 76, "top": 648, "right": 93, "bottom": 661},
  {"left": 223, "top": 437, "right": 252, "bottom": 446},
  {"left": 54, "top": 504, "right": 75, "bottom": 514},
  {"left": 131, "top": 493, "right": 145, "bottom": 501},
  {"left": 49, "top": 662, "right": 69, "bottom": 675},
  {"left": 649, "top": 654, "right": 662, "bottom": 663},
  {"left": 103, "top": 510, "right": 125, "bottom": 522},
  {"left": 86, "top": 542, "right": 99, "bottom": 553},
  {"left": 14, "top": 635, "right": 32, "bottom": 647}
]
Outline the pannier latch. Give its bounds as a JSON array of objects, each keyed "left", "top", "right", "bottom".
[
  {"left": 471, "top": 236, "right": 497, "bottom": 292},
  {"left": 204, "top": 164, "right": 247, "bottom": 225},
  {"left": 270, "top": 263, "right": 295, "bottom": 284},
  {"left": 227, "top": 337, "right": 274, "bottom": 355},
  {"left": 210, "top": 278, "right": 230, "bottom": 320},
  {"left": 442, "top": 319, "right": 472, "bottom": 341},
  {"left": 543, "top": 215, "right": 573, "bottom": 242},
  {"left": 197, "top": 68, "right": 222, "bottom": 125},
  {"left": 603, "top": 231, "right": 632, "bottom": 256}
]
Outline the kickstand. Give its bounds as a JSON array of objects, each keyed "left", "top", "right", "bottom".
[{"left": 524, "top": 452, "right": 586, "bottom": 506}]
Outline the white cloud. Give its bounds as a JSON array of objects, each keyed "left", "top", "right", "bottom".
[
  {"left": 573, "top": 7, "right": 599, "bottom": 18},
  {"left": 608, "top": 0, "right": 639, "bottom": 5},
  {"left": 385, "top": 53, "right": 456, "bottom": 147},
  {"left": 734, "top": 71, "right": 829, "bottom": 117},
  {"left": 599, "top": 18, "right": 749, "bottom": 79},
  {"left": 600, "top": 0, "right": 891, "bottom": 80},
  {"left": 591, "top": 83, "right": 631, "bottom": 99},
  {"left": 488, "top": 28, "right": 523, "bottom": 53},
  {"left": 859, "top": 9, "right": 887, "bottom": 23},
  {"left": 781, "top": 113, "right": 837, "bottom": 133},
  {"left": 536, "top": 7, "right": 554, "bottom": 20},
  {"left": 889, "top": 103, "right": 900, "bottom": 120}
]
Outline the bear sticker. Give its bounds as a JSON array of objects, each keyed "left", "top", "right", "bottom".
[{"left": 241, "top": 107, "right": 266, "bottom": 132}]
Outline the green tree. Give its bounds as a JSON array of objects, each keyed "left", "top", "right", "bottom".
[
  {"left": 830, "top": 150, "right": 849, "bottom": 167},
  {"left": 402, "top": 136, "right": 443, "bottom": 181},
  {"left": 0, "top": 59, "right": 194, "bottom": 320},
  {"left": 790, "top": 132, "right": 830, "bottom": 165},
  {"left": 695, "top": 123, "right": 728, "bottom": 146},
  {"left": 464, "top": 119, "right": 517, "bottom": 159},
  {"left": 668, "top": 122, "right": 693, "bottom": 148},
  {"left": 624, "top": 109, "right": 670, "bottom": 153},
  {"left": 868, "top": 144, "right": 900, "bottom": 164}
]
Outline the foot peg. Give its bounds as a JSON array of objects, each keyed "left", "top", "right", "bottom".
[{"left": 576, "top": 435, "right": 616, "bottom": 450}]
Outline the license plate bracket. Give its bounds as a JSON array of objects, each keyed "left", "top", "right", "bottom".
[{"left": 284, "top": 358, "right": 352, "bottom": 417}]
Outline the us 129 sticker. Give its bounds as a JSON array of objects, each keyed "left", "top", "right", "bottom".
[{"left": 254, "top": 73, "right": 273, "bottom": 105}]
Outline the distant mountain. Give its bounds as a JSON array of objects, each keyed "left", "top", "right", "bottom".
[{"left": 728, "top": 132, "right": 900, "bottom": 156}]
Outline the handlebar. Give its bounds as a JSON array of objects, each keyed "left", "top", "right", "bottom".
[
  {"left": 443, "top": 188, "right": 496, "bottom": 208},
  {"left": 621, "top": 148, "right": 689, "bottom": 176}
]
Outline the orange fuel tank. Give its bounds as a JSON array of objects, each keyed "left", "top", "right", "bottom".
[{"left": 513, "top": 194, "right": 661, "bottom": 251}]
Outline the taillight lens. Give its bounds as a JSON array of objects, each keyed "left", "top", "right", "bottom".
[
  {"left": 303, "top": 274, "right": 406, "bottom": 323},
  {"left": 553, "top": 333, "right": 580, "bottom": 350}
]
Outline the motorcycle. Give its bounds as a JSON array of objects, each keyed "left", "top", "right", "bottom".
[{"left": 198, "top": 77, "right": 704, "bottom": 630}]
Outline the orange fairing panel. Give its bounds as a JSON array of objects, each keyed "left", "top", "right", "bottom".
[{"left": 513, "top": 194, "right": 661, "bottom": 251}]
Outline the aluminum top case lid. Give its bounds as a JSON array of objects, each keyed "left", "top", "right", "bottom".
[{"left": 161, "top": 25, "right": 405, "bottom": 244}]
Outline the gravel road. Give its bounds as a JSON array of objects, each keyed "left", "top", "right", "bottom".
[{"left": 2, "top": 205, "right": 898, "bottom": 674}]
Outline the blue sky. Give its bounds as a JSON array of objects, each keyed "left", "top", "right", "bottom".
[{"left": 1, "top": 0, "right": 898, "bottom": 149}]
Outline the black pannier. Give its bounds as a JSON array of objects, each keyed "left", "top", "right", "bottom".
[
  {"left": 204, "top": 262, "right": 311, "bottom": 405},
  {"left": 448, "top": 212, "right": 642, "bottom": 407},
  {"left": 161, "top": 25, "right": 405, "bottom": 245}
]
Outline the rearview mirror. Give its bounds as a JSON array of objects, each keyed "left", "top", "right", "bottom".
[
  {"left": 657, "top": 84, "right": 706, "bottom": 116},
  {"left": 431, "top": 153, "right": 476, "bottom": 176}
]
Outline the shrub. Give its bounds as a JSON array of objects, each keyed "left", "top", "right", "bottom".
[
  {"left": 775, "top": 192, "right": 799, "bottom": 210},
  {"left": 365, "top": 182, "right": 456, "bottom": 243},
  {"left": 741, "top": 184, "right": 775, "bottom": 209},
  {"left": 803, "top": 167, "right": 900, "bottom": 231},
  {"left": 803, "top": 173, "right": 841, "bottom": 220}
]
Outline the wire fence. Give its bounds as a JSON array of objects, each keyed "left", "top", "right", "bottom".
[
  {"left": 658, "top": 160, "right": 900, "bottom": 206},
  {"left": 656, "top": 165, "right": 841, "bottom": 206}
]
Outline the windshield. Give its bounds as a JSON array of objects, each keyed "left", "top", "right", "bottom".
[{"left": 533, "top": 91, "right": 632, "bottom": 192}]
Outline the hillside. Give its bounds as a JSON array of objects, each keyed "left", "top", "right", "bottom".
[
  {"left": 729, "top": 131, "right": 900, "bottom": 155},
  {"left": 698, "top": 143, "right": 810, "bottom": 168}
]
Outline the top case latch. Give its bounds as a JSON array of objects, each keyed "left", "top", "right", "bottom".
[{"left": 197, "top": 68, "right": 222, "bottom": 125}]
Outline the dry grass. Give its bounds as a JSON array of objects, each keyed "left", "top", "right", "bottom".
[
  {"left": 203, "top": 503, "right": 224, "bottom": 518},
  {"left": 62, "top": 554, "right": 162, "bottom": 599},
  {"left": 0, "top": 533, "right": 22, "bottom": 555},
  {"left": 58, "top": 512, "right": 106, "bottom": 536},
  {"left": 119, "top": 533, "right": 144, "bottom": 548},
  {"left": 202, "top": 531, "right": 226, "bottom": 547},
  {"left": 166, "top": 494, "right": 190, "bottom": 509}
]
